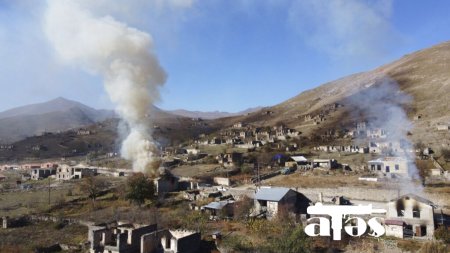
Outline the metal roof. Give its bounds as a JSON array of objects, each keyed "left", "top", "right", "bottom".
[
  {"left": 369, "top": 157, "right": 407, "bottom": 163},
  {"left": 291, "top": 156, "right": 308, "bottom": 162},
  {"left": 203, "top": 200, "right": 234, "bottom": 210},
  {"left": 254, "top": 187, "right": 291, "bottom": 202}
]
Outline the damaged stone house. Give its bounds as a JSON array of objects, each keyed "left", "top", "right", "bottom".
[
  {"left": 89, "top": 222, "right": 201, "bottom": 253},
  {"left": 89, "top": 222, "right": 157, "bottom": 253},
  {"left": 201, "top": 200, "right": 235, "bottom": 220},
  {"left": 31, "top": 167, "right": 56, "bottom": 180},
  {"left": 216, "top": 152, "right": 243, "bottom": 167},
  {"left": 368, "top": 157, "right": 409, "bottom": 176},
  {"left": 154, "top": 173, "right": 179, "bottom": 194},
  {"left": 384, "top": 194, "right": 435, "bottom": 239},
  {"left": 312, "top": 159, "right": 338, "bottom": 170},
  {"left": 369, "top": 141, "right": 402, "bottom": 154},
  {"left": 284, "top": 156, "right": 308, "bottom": 169},
  {"left": 56, "top": 164, "right": 97, "bottom": 180}
]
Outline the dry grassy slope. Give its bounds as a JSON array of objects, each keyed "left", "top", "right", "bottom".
[
  {"left": 224, "top": 41, "right": 450, "bottom": 149},
  {"left": 0, "top": 110, "right": 221, "bottom": 162}
]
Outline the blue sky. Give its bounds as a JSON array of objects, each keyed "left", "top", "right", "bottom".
[{"left": 0, "top": 0, "right": 450, "bottom": 113}]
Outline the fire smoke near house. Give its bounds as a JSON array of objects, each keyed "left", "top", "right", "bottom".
[
  {"left": 347, "top": 78, "right": 423, "bottom": 193},
  {"left": 44, "top": 0, "right": 166, "bottom": 173}
]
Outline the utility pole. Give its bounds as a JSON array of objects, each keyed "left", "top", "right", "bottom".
[
  {"left": 48, "top": 177, "right": 51, "bottom": 205},
  {"left": 253, "top": 161, "right": 260, "bottom": 186},
  {"left": 258, "top": 163, "right": 260, "bottom": 186}
]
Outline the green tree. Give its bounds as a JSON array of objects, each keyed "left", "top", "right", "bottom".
[{"left": 125, "top": 173, "right": 155, "bottom": 206}]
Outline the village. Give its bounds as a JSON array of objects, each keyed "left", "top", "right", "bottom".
[{"left": 1, "top": 118, "right": 450, "bottom": 253}]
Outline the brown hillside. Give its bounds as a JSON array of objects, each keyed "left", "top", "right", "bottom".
[{"left": 222, "top": 41, "right": 450, "bottom": 150}]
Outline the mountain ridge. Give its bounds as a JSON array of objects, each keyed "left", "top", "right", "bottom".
[
  {"left": 167, "top": 106, "right": 263, "bottom": 119},
  {"left": 220, "top": 41, "right": 450, "bottom": 151}
]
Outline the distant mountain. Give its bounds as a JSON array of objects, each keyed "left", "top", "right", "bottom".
[
  {"left": 0, "top": 97, "right": 226, "bottom": 144},
  {"left": 0, "top": 97, "right": 115, "bottom": 143},
  {"left": 168, "top": 106, "right": 263, "bottom": 119},
  {"left": 0, "top": 97, "right": 113, "bottom": 120}
]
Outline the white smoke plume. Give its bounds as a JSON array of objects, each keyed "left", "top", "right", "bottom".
[
  {"left": 44, "top": 0, "right": 166, "bottom": 173},
  {"left": 346, "top": 78, "right": 423, "bottom": 194}
]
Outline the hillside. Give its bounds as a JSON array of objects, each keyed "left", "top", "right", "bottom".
[
  {"left": 0, "top": 98, "right": 114, "bottom": 143},
  {"left": 219, "top": 41, "right": 450, "bottom": 150},
  {"left": 0, "top": 115, "right": 219, "bottom": 162},
  {"left": 168, "top": 106, "right": 263, "bottom": 119},
  {"left": 2, "top": 41, "right": 450, "bottom": 160}
]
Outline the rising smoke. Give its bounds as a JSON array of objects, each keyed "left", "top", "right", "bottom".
[
  {"left": 347, "top": 77, "right": 423, "bottom": 193},
  {"left": 44, "top": 0, "right": 166, "bottom": 174}
]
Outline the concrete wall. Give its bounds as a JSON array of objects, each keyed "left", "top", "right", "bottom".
[
  {"left": 266, "top": 201, "right": 278, "bottom": 218},
  {"left": 141, "top": 230, "right": 169, "bottom": 253},
  {"left": 175, "top": 232, "right": 201, "bottom": 253},
  {"left": 214, "top": 177, "right": 231, "bottom": 186},
  {"left": 155, "top": 178, "right": 179, "bottom": 193},
  {"left": 369, "top": 159, "right": 408, "bottom": 175},
  {"left": 385, "top": 225, "right": 403, "bottom": 238},
  {"left": 295, "top": 187, "right": 447, "bottom": 207}
]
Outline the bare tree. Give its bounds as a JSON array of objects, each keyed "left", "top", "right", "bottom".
[
  {"left": 78, "top": 176, "right": 110, "bottom": 208},
  {"left": 234, "top": 196, "right": 253, "bottom": 220}
]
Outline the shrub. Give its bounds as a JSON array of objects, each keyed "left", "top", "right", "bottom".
[
  {"left": 125, "top": 173, "right": 155, "bottom": 206},
  {"left": 435, "top": 225, "right": 450, "bottom": 243}
]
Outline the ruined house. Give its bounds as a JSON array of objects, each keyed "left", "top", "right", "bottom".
[
  {"left": 384, "top": 194, "right": 435, "bottom": 239},
  {"left": 154, "top": 174, "right": 179, "bottom": 194},
  {"left": 77, "top": 129, "right": 92, "bottom": 135},
  {"left": 209, "top": 138, "right": 225, "bottom": 145},
  {"left": 89, "top": 222, "right": 201, "bottom": 253},
  {"left": 56, "top": 164, "right": 98, "bottom": 180},
  {"left": 0, "top": 144, "right": 14, "bottom": 150},
  {"left": 88, "top": 222, "right": 158, "bottom": 253},
  {"left": 285, "top": 156, "right": 308, "bottom": 168},
  {"left": 436, "top": 124, "right": 450, "bottom": 131},
  {"left": 31, "top": 167, "right": 56, "bottom": 180},
  {"left": 366, "top": 128, "right": 387, "bottom": 139},
  {"left": 213, "top": 177, "right": 231, "bottom": 186},
  {"left": 202, "top": 200, "right": 235, "bottom": 220},
  {"left": 160, "top": 230, "right": 201, "bottom": 253},
  {"left": 311, "top": 159, "right": 338, "bottom": 170},
  {"left": 216, "top": 152, "right": 243, "bottom": 167},
  {"left": 368, "top": 157, "right": 409, "bottom": 176},
  {"left": 233, "top": 122, "right": 243, "bottom": 128}
]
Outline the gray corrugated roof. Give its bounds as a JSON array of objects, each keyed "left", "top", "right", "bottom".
[
  {"left": 203, "top": 200, "right": 234, "bottom": 210},
  {"left": 254, "top": 187, "right": 291, "bottom": 202},
  {"left": 291, "top": 156, "right": 307, "bottom": 162}
]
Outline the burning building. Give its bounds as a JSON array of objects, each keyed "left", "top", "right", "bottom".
[{"left": 385, "top": 194, "right": 435, "bottom": 239}]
